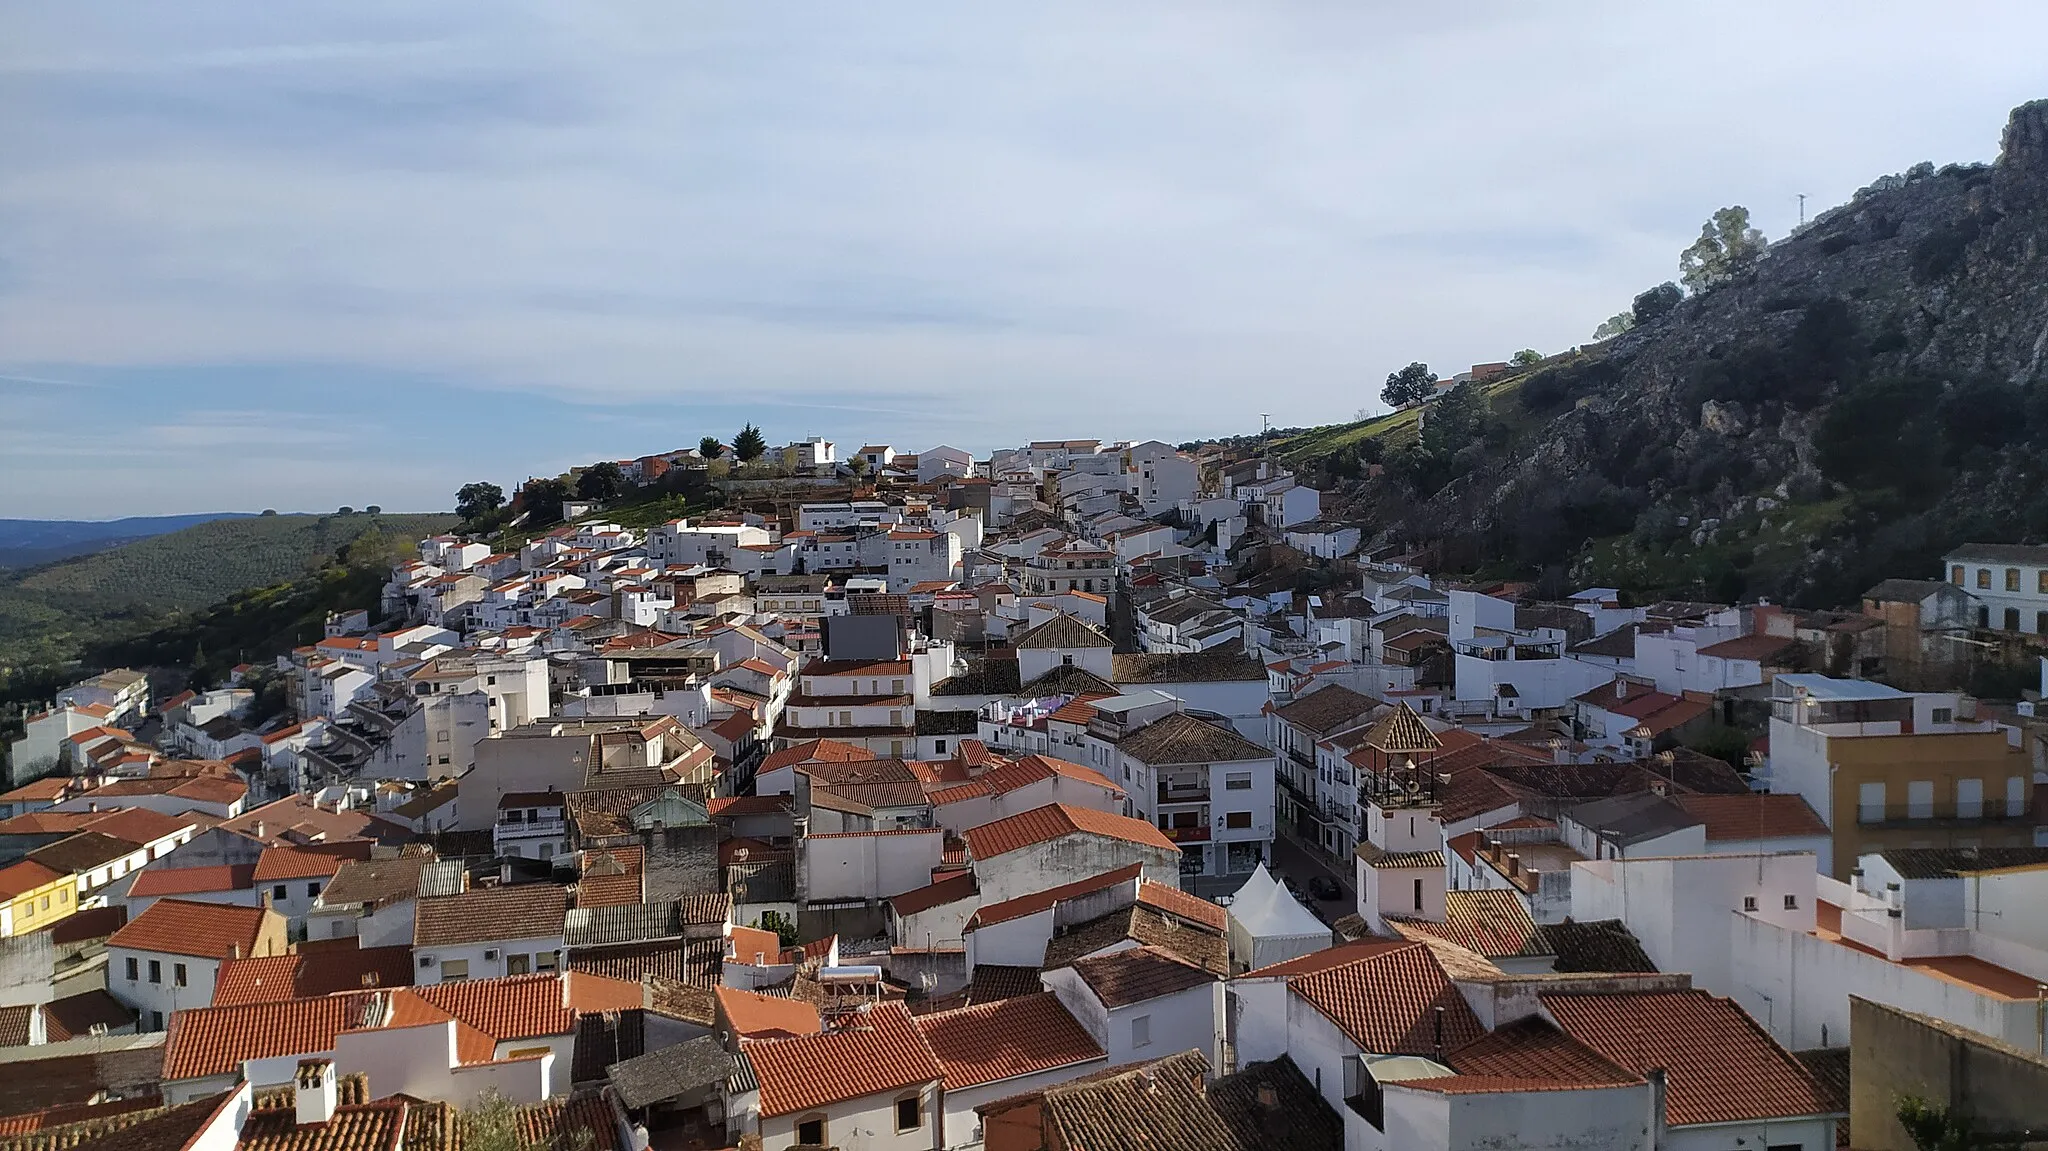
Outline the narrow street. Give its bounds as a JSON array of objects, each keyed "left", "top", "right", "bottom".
[{"left": 1268, "top": 832, "right": 1357, "bottom": 926}]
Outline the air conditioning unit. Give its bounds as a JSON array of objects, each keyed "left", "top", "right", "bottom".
[{"left": 484, "top": 949, "right": 500, "bottom": 961}]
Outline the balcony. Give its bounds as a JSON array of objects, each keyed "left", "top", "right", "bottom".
[
  {"left": 1157, "top": 783, "right": 1211, "bottom": 805},
  {"left": 496, "top": 818, "right": 565, "bottom": 837},
  {"left": 1286, "top": 746, "right": 1316, "bottom": 770},
  {"left": 1161, "top": 825, "right": 1210, "bottom": 843},
  {"left": 1854, "top": 804, "right": 2028, "bottom": 830}
]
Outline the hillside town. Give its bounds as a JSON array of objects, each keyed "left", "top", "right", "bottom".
[{"left": 2, "top": 432, "right": 2046, "bottom": 1151}]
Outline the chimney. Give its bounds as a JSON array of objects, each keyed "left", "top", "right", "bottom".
[
  {"left": 1645, "top": 1067, "right": 1668, "bottom": 1148},
  {"left": 1507, "top": 853, "right": 1521, "bottom": 878},
  {"left": 1615, "top": 681, "right": 1627, "bottom": 699},
  {"left": 254, "top": 820, "right": 266, "bottom": 840},
  {"left": 295, "top": 1058, "right": 337, "bottom": 1126},
  {"left": 1432, "top": 1005, "right": 1446, "bottom": 1061}
]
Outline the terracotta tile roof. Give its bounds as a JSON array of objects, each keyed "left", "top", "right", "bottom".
[
  {"left": 409, "top": 971, "right": 628, "bottom": 1042},
  {"left": 967, "top": 964, "right": 1044, "bottom": 1005},
  {"left": 109, "top": 898, "right": 274, "bottom": 960},
  {"left": 1025, "top": 1049, "right": 1341, "bottom": 1151},
  {"left": 1542, "top": 989, "right": 1841, "bottom": 1125},
  {"left": 75, "top": 809, "right": 193, "bottom": 844},
  {"left": 0, "top": 1005, "right": 31, "bottom": 1047},
  {"left": 966, "top": 864, "right": 1144, "bottom": 930},
  {"left": 1388, "top": 889, "right": 1536, "bottom": 958},
  {"left": 0, "top": 861, "right": 65, "bottom": 900},
  {"left": 1697, "top": 633, "right": 1800, "bottom": 662},
  {"left": 34, "top": 991, "right": 131, "bottom": 1043},
  {"left": 1354, "top": 846, "right": 1445, "bottom": 870},
  {"left": 1112, "top": 712, "right": 1271, "bottom": 766},
  {"left": 715, "top": 986, "right": 821, "bottom": 1040},
  {"left": 1070, "top": 945, "right": 1216, "bottom": 1007},
  {"left": 725, "top": 926, "right": 783, "bottom": 966},
  {"left": 317, "top": 856, "right": 430, "bottom": 909},
  {"left": 1526, "top": 919, "right": 1658, "bottom": 973},
  {"left": 1271, "top": 685, "right": 1380, "bottom": 735},
  {"left": 1284, "top": 941, "right": 1484, "bottom": 1055},
  {"left": 413, "top": 884, "right": 567, "bottom": 947},
  {"left": 888, "top": 871, "right": 977, "bottom": 918},
  {"left": 913, "top": 991, "right": 1104, "bottom": 1088},
  {"left": 0, "top": 1091, "right": 234, "bottom": 1151},
  {"left": 45, "top": 905, "right": 125, "bottom": 946},
  {"left": 1011, "top": 614, "right": 1113, "bottom": 651},
  {"left": 124, "top": 863, "right": 257, "bottom": 900},
  {"left": 163, "top": 994, "right": 377, "bottom": 1081},
  {"left": 1136, "top": 879, "right": 1227, "bottom": 932},
  {"left": 1045, "top": 693, "right": 1113, "bottom": 726},
  {"left": 965, "top": 803, "right": 1176, "bottom": 858},
  {"left": 745, "top": 1001, "right": 941, "bottom": 1117},
  {"left": 575, "top": 846, "right": 644, "bottom": 909},
  {"left": 0, "top": 1095, "right": 163, "bottom": 1138},
  {"left": 252, "top": 844, "right": 367, "bottom": 883},
  {"left": 236, "top": 1097, "right": 410, "bottom": 1151},
  {"left": 1424, "top": 1016, "right": 1643, "bottom": 1091},
  {"left": 1671, "top": 793, "right": 1829, "bottom": 841},
  {"left": 211, "top": 946, "right": 415, "bottom": 1006},
  {"left": 707, "top": 795, "right": 794, "bottom": 818}
]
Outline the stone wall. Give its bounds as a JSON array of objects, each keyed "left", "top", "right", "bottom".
[{"left": 1848, "top": 995, "right": 2048, "bottom": 1150}]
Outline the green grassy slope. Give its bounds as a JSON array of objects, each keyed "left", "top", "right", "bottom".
[{"left": 0, "top": 512, "right": 454, "bottom": 669}]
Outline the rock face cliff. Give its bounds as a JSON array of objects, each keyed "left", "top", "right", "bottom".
[{"left": 1326, "top": 100, "right": 2048, "bottom": 608}]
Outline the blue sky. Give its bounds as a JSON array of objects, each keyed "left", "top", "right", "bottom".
[{"left": 3, "top": 2, "right": 2046, "bottom": 518}]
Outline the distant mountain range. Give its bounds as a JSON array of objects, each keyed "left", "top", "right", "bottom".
[{"left": 0, "top": 514, "right": 255, "bottom": 569}]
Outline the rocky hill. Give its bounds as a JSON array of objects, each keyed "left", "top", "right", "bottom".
[{"left": 1287, "top": 99, "right": 2048, "bottom": 609}]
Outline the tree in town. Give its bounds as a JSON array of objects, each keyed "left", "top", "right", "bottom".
[
  {"left": 520, "top": 478, "right": 571, "bottom": 525},
  {"left": 732, "top": 424, "right": 768, "bottom": 463},
  {"left": 461, "top": 1088, "right": 588, "bottom": 1151},
  {"left": 455, "top": 482, "right": 505, "bottom": 522},
  {"left": 1510, "top": 349, "right": 1542, "bottom": 367},
  {"left": 1632, "top": 281, "right": 1685, "bottom": 325},
  {"left": 1679, "top": 206, "right": 1768, "bottom": 293},
  {"left": 1593, "top": 311, "right": 1635, "bottom": 340},
  {"left": 698, "top": 436, "right": 725, "bottom": 459},
  {"left": 848, "top": 455, "right": 869, "bottom": 479},
  {"left": 575, "top": 461, "right": 624, "bottom": 501},
  {"left": 1381, "top": 361, "right": 1436, "bottom": 409},
  {"left": 1895, "top": 1096, "right": 2016, "bottom": 1151}
]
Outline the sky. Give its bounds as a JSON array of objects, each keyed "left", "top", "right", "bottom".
[{"left": 3, "top": 3, "right": 2046, "bottom": 519}]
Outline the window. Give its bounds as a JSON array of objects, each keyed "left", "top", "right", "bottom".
[
  {"left": 2038, "top": 611, "right": 2048, "bottom": 635},
  {"left": 58, "top": 889, "right": 67, "bottom": 904},
  {"left": 2008, "top": 568, "right": 2023, "bottom": 592},
  {"left": 1743, "top": 896, "right": 1758, "bottom": 912},
  {"left": 2006, "top": 608, "right": 2022, "bottom": 632},
  {"left": 1225, "top": 772, "right": 1253, "bottom": 791},
  {"left": 36, "top": 896, "right": 47, "bottom": 911},
  {"left": 1957, "top": 778, "right": 1984, "bottom": 820},
  {"left": 274, "top": 885, "right": 289, "bottom": 900},
  {"left": 1978, "top": 568, "right": 1992, "bottom": 589},
  {"left": 1225, "top": 811, "right": 1252, "bottom": 829},
  {"left": 1908, "top": 781, "right": 1935, "bottom": 820},
  {"left": 796, "top": 1118, "right": 825, "bottom": 1146},
  {"left": 1783, "top": 895, "right": 1798, "bottom": 910},
  {"left": 934, "top": 740, "right": 947, "bottom": 754},
  {"left": 440, "top": 959, "right": 469, "bottom": 982},
  {"left": 892, "top": 678, "right": 905, "bottom": 694},
  {"left": 1952, "top": 565, "right": 1966, "bottom": 585},
  {"left": 148, "top": 960, "right": 161, "bottom": 984},
  {"left": 2040, "top": 570, "right": 2048, "bottom": 594},
  {"left": 894, "top": 1095, "right": 921, "bottom": 1132},
  {"left": 1413, "top": 878, "right": 1424, "bottom": 910},
  {"left": 1858, "top": 782, "right": 1886, "bottom": 823},
  {"left": 174, "top": 963, "right": 187, "bottom": 987},
  {"left": 125, "top": 957, "right": 138, "bottom": 981},
  {"left": 437, "top": 730, "right": 450, "bottom": 743},
  {"left": 306, "top": 882, "right": 320, "bottom": 898},
  {"left": 506, "top": 953, "right": 531, "bottom": 975},
  {"left": 150, "top": 1011, "right": 163, "bottom": 1031},
  {"left": 2009, "top": 777, "right": 2027, "bottom": 817},
  {"left": 1131, "top": 1015, "right": 1153, "bottom": 1048},
  {"left": 536, "top": 950, "right": 558, "bottom": 972},
  {"left": 1932, "top": 707, "right": 1954, "bottom": 724},
  {"left": 486, "top": 675, "right": 497, "bottom": 685}
]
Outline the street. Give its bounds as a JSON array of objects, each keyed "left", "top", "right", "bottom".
[{"left": 1268, "top": 833, "right": 1357, "bottom": 926}]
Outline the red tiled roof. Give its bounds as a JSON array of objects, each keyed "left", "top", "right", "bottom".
[
  {"left": 716, "top": 986, "right": 821, "bottom": 1039},
  {"left": 889, "top": 871, "right": 978, "bottom": 918},
  {"left": 1134, "top": 879, "right": 1227, "bottom": 932},
  {"left": 1697, "top": 634, "right": 1799, "bottom": 662},
  {"left": 1432, "top": 1016, "right": 1641, "bottom": 1091},
  {"left": 707, "top": 795, "right": 794, "bottom": 817},
  {"left": 110, "top": 898, "right": 274, "bottom": 960},
  {"left": 746, "top": 1001, "right": 942, "bottom": 1117},
  {"left": 162, "top": 994, "right": 373, "bottom": 1080},
  {"left": 1288, "top": 941, "right": 1484, "bottom": 1055},
  {"left": 211, "top": 946, "right": 416, "bottom": 1006},
  {"left": 411, "top": 971, "right": 628, "bottom": 1042},
  {"left": 912, "top": 992, "right": 1104, "bottom": 1089},
  {"left": 0, "top": 860, "right": 66, "bottom": 899},
  {"left": 47, "top": 904, "right": 126, "bottom": 945},
  {"left": 127, "top": 863, "right": 258, "bottom": 899},
  {"left": 79, "top": 808, "right": 194, "bottom": 844},
  {"left": 1388, "top": 889, "right": 1535, "bottom": 959},
  {"left": 966, "top": 864, "right": 1143, "bottom": 929},
  {"left": 413, "top": 884, "right": 568, "bottom": 947},
  {"left": 252, "top": 843, "right": 368, "bottom": 883},
  {"left": 1671, "top": 794, "right": 1829, "bottom": 841},
  {"left": 726, "top": 926, "right": 783, "bottom": 966},
  {"left": 964, "top": 803, "right": 1176, "bottom": 858},
  {"left": 1070, "top": 945, "right": 1215, "bottom": 1007},
  {"left": 1542, "top": 990, "right": 1840, "bottom": 1126}
]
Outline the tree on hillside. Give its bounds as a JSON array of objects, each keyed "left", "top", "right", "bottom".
[
  {"left": 1381, "top": 362, "right": 1436, "bottom": 408},
  {"left": 698, "top": 436, "right": 725, "bottom": 459},
  {"left": 1632, "top": 281, "right": 1685, "bottom": 325},
  {"left": 1511, "top": 349, "right": 1542, "bottom": 367},
  {"left": 1420, "top": 382, "right": 1484, "bottom": 457},
  {"left": 456, "top": 482, "right": 505, "bottom": 522},
  {"left": 732, "top": 424, "right": 767, "bottom": 463},
  {"left": 520, "top": 478, "right": 570, "bottom": 525},
  {"left": 1593, "top": 312, "right": 1635, "bottom": 340},
  {"left": 575, "top": 461, "right": 624, "bottom": 501},
  {"left": 1679, "top": 207, "right": 1767, "bottom": 293}
]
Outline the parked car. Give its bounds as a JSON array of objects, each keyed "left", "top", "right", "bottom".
[
  {"left": 1307, "top": 876, "right": 1343, "bottom": 901},
  {"left": 1282, "top": 876, "right": 1310, "bottom": 902}
]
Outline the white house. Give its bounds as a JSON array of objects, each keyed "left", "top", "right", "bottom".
[
  {"left": 1041, "top": 945, "right": 1222, "bottom": 1071},
  {"left": 108, "top": 898, "right": 288, "bottom": 1031},
  {"left": 411, "top": 885, "right": 568, "bottom": 984}
]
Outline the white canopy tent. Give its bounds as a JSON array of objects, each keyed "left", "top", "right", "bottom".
[{"left": 1226, "top": 864, "right": 1333, "bottom": 972}]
